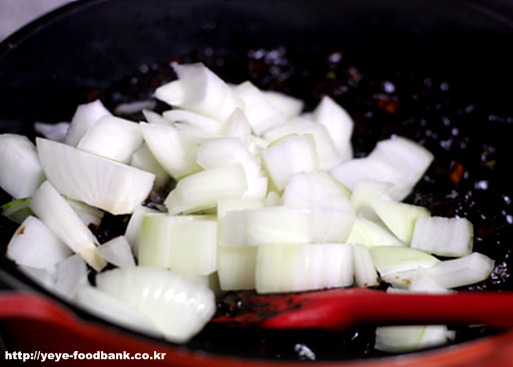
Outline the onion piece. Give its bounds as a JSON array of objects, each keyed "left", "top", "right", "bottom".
[
  {"left": 153, "top": 80, "right": 184, "bottom": 107},
  {"left": 163, "top": 109, "right": 223, "bottom": 134},
  {"left": 130, "top": 143, "right": 170, "bottom": 191},
  {"left": 138, "top": 215, "right": 217, "bottom": 276},
  {"left": 6, "top": 215, "right": 72, "bottom": 269},
  {"left": 95, "top": 266, "right": 216, "bottom": 343},
  {"left": 255, "top": 243, "right": 353, "bottom": 294},
  {"left": 375, "top": 325, "right": 451, "bottom": 353},
  {"left": 64, "top": 100, "right": 112, "bottom": 147},
  {"left": 352, "top": 244, "right": 380, "bottom": 287},
  {"left": 218, "top": 206, "right": 312, "bottom": 247},
  {"left": 313, "top": 95, "right": 354, "bottom": 160},
  {"left": 124, "top": 204, "right": 162, "bottom": 255},
  {"left": 264, "top": 117, "right": 342, "bottom": 170},
  {"left": 74, "top": 284, "right": 161, "bottom": 337},
  {"left": 262, "top": 134, "right": 318, "bottom": 191},
  {"left": 369, "top": 246, "right": 440, "bottom": 284},
  {"left": 77, "top": 115, "right": 143, "bottom": 164},
  {"left": 282, "top": 171, "right": 355, "bottom": 243},
  {"left": 29, "top": 181, "right": 106, "bottom": 271},
  {"left": 346, "top": 216, "right": 405, "bottom": 247},
  {"left": 97, "top": 236, "right": 136, "bottom": 268},
  {"left": 350, "top": 180, "right": 394, "bottom": 213},
  {"left": 217, "top": 245, "right": 258, "bottom": 291},
  {"left": 53, "top": 253, "right": 89, "bottom": 299},
  {"left": 34, "top": 121, "right": 70, "bottom": 142},
  {"left": 165, "top": 62, "right": 243, "bottom": 123},
  {"left": 370, "top": 199, "right": 431, "bottom": 245},
  {"left": 426, "top": 252, "right": 495, "bottom": 288},
  {"left": 411, "top": 216, "right": 473, "bottom": 257},
  {"left": 0, "top": 134, "right": 46, "bottom": 199},
  {"left": 263, "top": 90, "right": 304, "bottom": 119},
  {"left": 368, "top": 136, "right": 434, "bottom": 189},
  {"left": 140, "top": 121, "right": 201, "bottom": 180},
  {"left": 164, "top": 164, "right": 248, "bottom": 215},
  {"left": 37, "top": 137, "right": 155, "bottom": 215},
  {"left": 234, "top": 81, "right": 287, "bottom": 135}
]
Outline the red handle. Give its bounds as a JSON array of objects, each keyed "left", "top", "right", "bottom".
[{"left": 261, "top": 288, "right": 513, "bottom": 331}]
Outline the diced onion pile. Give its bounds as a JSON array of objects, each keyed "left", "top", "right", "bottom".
[{"left": 0, "top": 62, "right": 495, "bottom": 351}]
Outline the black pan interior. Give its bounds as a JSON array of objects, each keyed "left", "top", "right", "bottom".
[{"left": 1, "top": 0, "right": 513, "bottom": 361}]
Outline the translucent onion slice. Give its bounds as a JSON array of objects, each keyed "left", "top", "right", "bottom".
[
  {"left": 7, "top": 215, "right": 72, "bottom": 269},
  {"left": 313, "top": 95, "right": 354, "bottom": 160},
  {"left": 29, "top": 181, "right": 106, "bottom": 271},
  {"left": 34, "top": 122, "right": 70, "bottom": 142},
  {"left": 346, "top": 216, "right": 405, "bottom": 247},
  {"left": 138, "top": 215, "right": 217, "bottom": 276},
  {"left": 53, "top": 254, "right": 89, "bottom": 299},
  {"left": 255, "top": 243, "right": 354, "bottom": 294},
  {"left": 427, "top": 252, "right": 495, "bottom": 289},
  {"left": 36, "top": 138, "right": 155, "bottom": 215},
  {"left": 130, "top": 143, "right": 170, "bottom": 191},
  {"left": 370, "top": 199, "right": 431, "bottom": 245},
  {"left": 264, "top": 116, "right": 342, "bottom": 170},
  {"left": 0, "top": 134, "right": 45, "bottom": 199},
  {"left": 140, "top": 121, "right": 201, "bottom": 180},
  {"left": 1, "top": 197, "right": 32, "bottom": 224},
  {"left": 74, "top": 284, "right": 162, "bottom": 337},
  {"left": 217, "top": 245, "right": 258, "bottom": 291},
  {"left": 375, "top": 325, "right": 450, "bottom": 353},
  {"left": 164, "top": 62, "right": 243, "bottom": 123},
  {"left": 262, "top": 134, "right": 318, "bottom": 191},
  {"left": 368, "top": 136, "right": 434, "bottom": 192},
  {"left": 164, "top": 164, "right": 248, "bottom": 215},
  {"left": 77, "top": 115, "right": 143, "bottom": 164},
  {"left": 95, "top": 266, "right": 216, "bottom": 343},
  {"left": 163, "top": 109, "right": 223, "bottom": 134},
  {"left": 97, "top": 236, "right": 136, "bottom": 268},
  {"left": 64, "top": 99, "right": 112, "bottom": 147},
  {"left": 369, "top": 246, "right": 440, "bottom": 281},
  {"left": 263, "top": 90, "right": 304, "bottom": 119},
  {"left": 350, "top": 180, "right": 394, "bottom": 213},
  {"left": 218, "top": 206, "right": 312, "bottom": 247},
  {"left": 411, "top": 216, "right": 474, "bottom": 257},
  {"left": 352, "top": 244, "right": 380, "bottom": 287},
  {"left": 234, "top": 81, "right": 287, "bottom": 135},
  {"left": 153, "top": 80, "right": 184, "bottom": 107},
  {"left": 282, "top": 171, "right": 355, "bottom": 243}
]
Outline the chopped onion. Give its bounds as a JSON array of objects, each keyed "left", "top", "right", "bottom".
[
  {"left": 411, "top": 216, "right": 473, "bottom": 257},
  {"left": 282, "top": 171, "right": 355, "bottom": 243},
  {"left": 313, "top": 95, "right": 354, "bottom": 160},
  {"left": 140, "top": 121, "right": 201, "bottom": 180},
  {"left": 29, "top": 181, "right": 106, "bottom": 271},
  {"left": 34, "top": 121, "right": 70, "bottom": 142},
  {"left": 217, "top": 245, "right": 258, "bottom": 291},
  {"left": 346, "top": 216, "right": 405, "bottom": 247},
  {"left": 263, "top": 90, "right": 304, "bottom": 118},
  {"left": 375, "top": 325, "right": 450, "bottom": 353},
  {"left": 426, "top": 252, "right": 495, "bottom": 289},
  {"left": 164, "top": 164, "right": 248, "bottom": 215},
  {"left": 255, "top": 243, "right": 353, "bottom": 294},
  {"left": 138, "top": 215, "right": 217, "bottom": 276},
  {"left": 6, "top": 215, "right": 72, "bottom": 269},
  {"left": 234, "top": 81, "right": 287, "bottom": 135},
  {"left": 95, "top": 266, "right": 216, "bottom": 343},
  {"left": 370, "top": 199, "right": 431, "bottom": 245},
  {"left": 97, "top": 236, "right": 136, "bottom": 268},
  {"left": 64, "top": 100, "right": 112, "bottom": 147},
  {"left": 130, "top": 143, "right": 170, "bottom": 190},
  {"left": 0, "top": 134, "right": 46, "bottom": 199},
  {"left": 218, "top": 206, "right": 312, "bottom": 247},
  {"left": 77, "top": 115, "right": 143, "bottom": 164},
  {"left": 37, "top": 137, "right": 155, "bottom": 215},
  {"left": 163, "top": 109, "right": 223, "bottom": 134},
  {"left": 262, "top": 134, "right": 318, "bottom": 191},
  {"left": 74, "top": 284, "right": 161, "bottom": 337},
  {"left": 352, "top": 244, "right": 380, "bottom": 287}
]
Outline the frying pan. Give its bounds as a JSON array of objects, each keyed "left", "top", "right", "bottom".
[{"left": 1, "top": 0, "right": 513, "bottom": 366}]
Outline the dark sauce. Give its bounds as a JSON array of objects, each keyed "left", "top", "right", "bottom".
[{"left": 2, "top": 46, "right": 513, "bottom": 361}]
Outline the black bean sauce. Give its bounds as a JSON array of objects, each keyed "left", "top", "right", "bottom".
[{"left": 3, "top": 46, "right": 512, "bottom": 361}]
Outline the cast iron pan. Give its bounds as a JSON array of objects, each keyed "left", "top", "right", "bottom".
[{"left": 1, "top": 0, "right": 513, "bottom": 365}]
